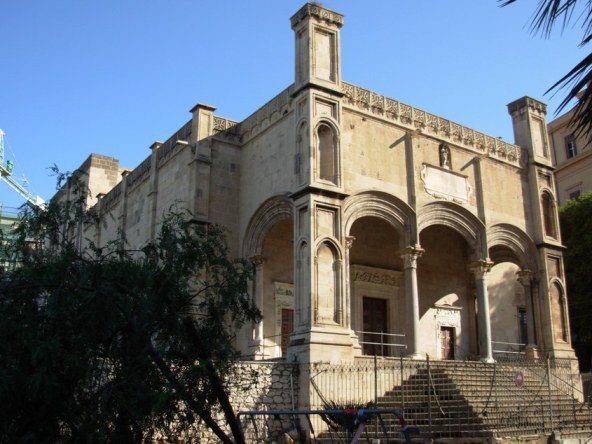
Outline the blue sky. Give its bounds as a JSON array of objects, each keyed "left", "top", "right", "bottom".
[{"left": 0, "top": 1, "right": 585, "bottom": 210}]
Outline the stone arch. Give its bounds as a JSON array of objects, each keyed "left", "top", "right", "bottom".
[
  {"left": 343, "top": 190, "right": 415, "bottom": 246},
  {"left": 417, "top": 201, "right": 484, "bottom": 255},
  {"left": 487, "top": 223, "right": 538, "bottom": 272},
  {"left": 242, "top": 195, "right": 294, "bottom": 258}
]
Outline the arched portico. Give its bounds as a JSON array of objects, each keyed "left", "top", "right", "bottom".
[
  {"left": 242, "top": 195, "right": 295, "bottom": 359},
  {"left": 417, "top": 202, "right": 493, "bottom": 362},
  {"left": 343, "top": 191, "right": 414, "bottom": 358},
  {"left": 487, "top": 224, "right": 540, "bottom": 358}
]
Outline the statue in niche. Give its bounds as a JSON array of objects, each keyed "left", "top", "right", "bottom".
[{"left": 439, "top": 143, "right": 451, "bottom": 170}]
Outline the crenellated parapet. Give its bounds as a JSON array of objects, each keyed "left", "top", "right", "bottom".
[
  {"left": 236, "top": 86, "right": 294, "bottom": 143},
  {"left": 342, "top": 81, "right": 526, "bottom": 168}
]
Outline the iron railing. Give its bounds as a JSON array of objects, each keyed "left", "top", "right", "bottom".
[
  {"left": 307, "top": 355, "right": 592, "bottom": 440},
  {"left": 355, "top": 330, "right": 406, "bottom": 357}
]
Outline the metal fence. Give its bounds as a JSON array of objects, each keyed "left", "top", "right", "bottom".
[{"left": 307, "top": 355, "right": 592, "bottom": 440}]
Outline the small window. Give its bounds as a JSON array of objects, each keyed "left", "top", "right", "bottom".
[
  {"left": 565, "top": 134, "right": 577, "bottom": 159},
  {"left": 569, "top": 190, "right": 581, "bottom": 200}
]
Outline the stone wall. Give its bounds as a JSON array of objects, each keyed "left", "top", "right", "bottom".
[{"left": 193, "top": 361, "right": 299, "bottom": 443}]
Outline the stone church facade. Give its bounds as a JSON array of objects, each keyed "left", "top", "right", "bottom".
[{"left": 59, "top": 3, "right": 575, "bottom": 367}]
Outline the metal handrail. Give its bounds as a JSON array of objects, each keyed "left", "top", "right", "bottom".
[
  {"left": 492, "top": 340, "right": 526, "bottom": 355},
  {"left": 356, "top": 330, "right": 406, "bottom": 356}
]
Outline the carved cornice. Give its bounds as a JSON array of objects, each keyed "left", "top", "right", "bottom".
[
  {"left": 507, "top": 96, "right": 547, "bottom": 116},
  {"left": 342, "top": 81, "right": 525, "bottom": 168},
  {"left": 291, "top": 3, "right": 344, "bottom": 29}
]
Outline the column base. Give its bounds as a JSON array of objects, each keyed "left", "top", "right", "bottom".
[
  {"left": 480, "top": 356, "right": 496, "bottom": 364},
  {"left": 407, "top": 352, "right": 425, "bottom": 360},
  {"left": 525, "top": 344, "right": 539, "bottom": 360}
]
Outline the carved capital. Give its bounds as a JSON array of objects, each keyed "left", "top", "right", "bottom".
[
  {"left": 468, "top": 259, "right": 494, "bottom": 278},
  {"left": 250, "top": 255, "right": 266, "bottom": 269},
  {"left": 345, "top": 236, "right": 356, "bottom": 249},
  {"left": 516, "top": 269, "right": 533, "bottom": 287},
  {"left": 400, "top": 245, "right": 424, "bottom": 269}
]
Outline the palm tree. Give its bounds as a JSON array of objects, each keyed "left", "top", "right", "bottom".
[{"left": 501, "top": 0, "right": 592, "bottom": 141}]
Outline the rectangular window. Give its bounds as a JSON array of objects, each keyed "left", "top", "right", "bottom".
[
  {"left": 565, "top": 134, "right": 577, "bottom": 159},
  {"left": 518, "top": 307, "right": 528, "bottom": 349},
  {"left": 569, "top": 190, "right": 581, "bottom": 200}
]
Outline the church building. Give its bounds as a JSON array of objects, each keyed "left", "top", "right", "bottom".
[{"left": 58, "top": 3, "right": 575, "bottom": 366}]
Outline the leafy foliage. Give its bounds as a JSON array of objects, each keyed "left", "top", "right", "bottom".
[
  {"left": 0, "top": 177, "right": 260, "bottom": 444},
  {"left": 500, "top": 0, "right": 592, "bottom": 141},
  {"left": 559, "top": 192, "right": 592, "bottom": 363}
]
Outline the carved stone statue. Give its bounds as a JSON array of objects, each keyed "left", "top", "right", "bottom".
[{"left": 439, "top": 143, "right": 451, "bottom": 169}]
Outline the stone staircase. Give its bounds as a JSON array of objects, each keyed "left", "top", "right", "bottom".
[{"left": 314, "top": 359, "right": 592, "bottom": 442}]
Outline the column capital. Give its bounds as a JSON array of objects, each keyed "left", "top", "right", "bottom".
[
  {"left": 250, "top": 255, "right": 266, "bottom": 268},
  {"left": 345, "top": 236, "right": 356, "bottom": 249},
  {"left": 399, "top": 245, "right": 424, "bottom": 269},
  {"left": 468, "top": 259, "right": 494, "bottom": 277},
  {"left": 516, "top": 269, "right": 533, "bottom": 286}
]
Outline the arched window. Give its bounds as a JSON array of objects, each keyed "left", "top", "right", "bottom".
[
  {"left": 317, "top": 124, "right": 337, "bottom": 184},
  {"left": 541, "top": 191, "right": 558, "bottom": 239}
]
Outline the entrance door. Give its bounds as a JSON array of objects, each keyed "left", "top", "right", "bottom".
[
  {"left": 362, "top": 297, "right": 388, "bottom": 356},
  {"left": 440, "top": 326, "right": 455, "bottom": 360},
  {"left": 280, "top": 308, "right": 294, "bottom": 357}
]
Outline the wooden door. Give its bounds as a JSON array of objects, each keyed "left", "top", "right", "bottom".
[
  {"left": 281, "top": 308, "right": 294, "bottom": 357},
  {"left": 440, "top": 326, "right": 455, "bottom": 360},
  {"left": 362, "top": 297, "right": 388, "bottom": 356}
]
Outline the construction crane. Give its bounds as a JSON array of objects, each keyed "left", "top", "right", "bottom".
[{"left": 0, "top": 129, "right": 45, "bottom": 209}]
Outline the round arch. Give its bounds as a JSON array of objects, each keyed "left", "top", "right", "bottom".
[
  {"left": 242, "top": 194, "right": 294, "bottom": 258},
  {"left": 417, "top": 201, "right": 484, "bottom": 254},
  {"left": 487, "top": 223, "right": 538, "bottom": 271},
  {"left": 343, "top": 190, "right": 415, "bottom": 246}
]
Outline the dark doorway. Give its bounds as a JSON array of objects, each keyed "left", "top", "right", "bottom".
[
  {"left": 363, "top": 297, "right": 388, "bottom": 356},
  {"left": 440, "top": 326, "right": 455, "bottom": 360},
  {"left": 281, "top": 308, "right": 294, "bottom": 357}
]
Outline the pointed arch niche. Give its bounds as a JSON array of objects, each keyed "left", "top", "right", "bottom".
[{"left": 315, "top": 121, "right": 339, "bottom": 185}]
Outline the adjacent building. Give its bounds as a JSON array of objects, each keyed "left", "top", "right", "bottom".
[
  {"left": 55, "top": 3, "right": 575, "bottom": 367},
  {"left": 548, "top": 109, "right": 592, "bottom": 205}
]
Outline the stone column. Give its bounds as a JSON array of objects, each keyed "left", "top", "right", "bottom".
[
  {"left": 401, "top": 246, "right": 424, "bottom": 359},
  {"left": 470, "top": 260, "right": 495, "bottom": 363},
  {"left": 344, "top": 236, "right": 356, "bottom": 330},
  {"left": 517, "top": 269, "right": 539, "bottom": 358},
  {"left": 250, "top": 255, "right": 265, "bottom": 358}
]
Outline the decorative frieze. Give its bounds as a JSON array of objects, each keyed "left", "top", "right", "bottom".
[
  {"left": 342, "top": 81, "right": 525, "bottom": 167},
  {"left": 351, "top": 264, "right": 401, "bottom": 287}
]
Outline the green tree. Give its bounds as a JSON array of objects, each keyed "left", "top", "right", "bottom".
[
  {"left": 0, "top": 179, "right": 261, "bottom": 443},
  {"left": 500, "top": 0, "right": 592, "bottom": 141},
  {"left": 559, "top": 192, "right": 592, "bottom": 369}
]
